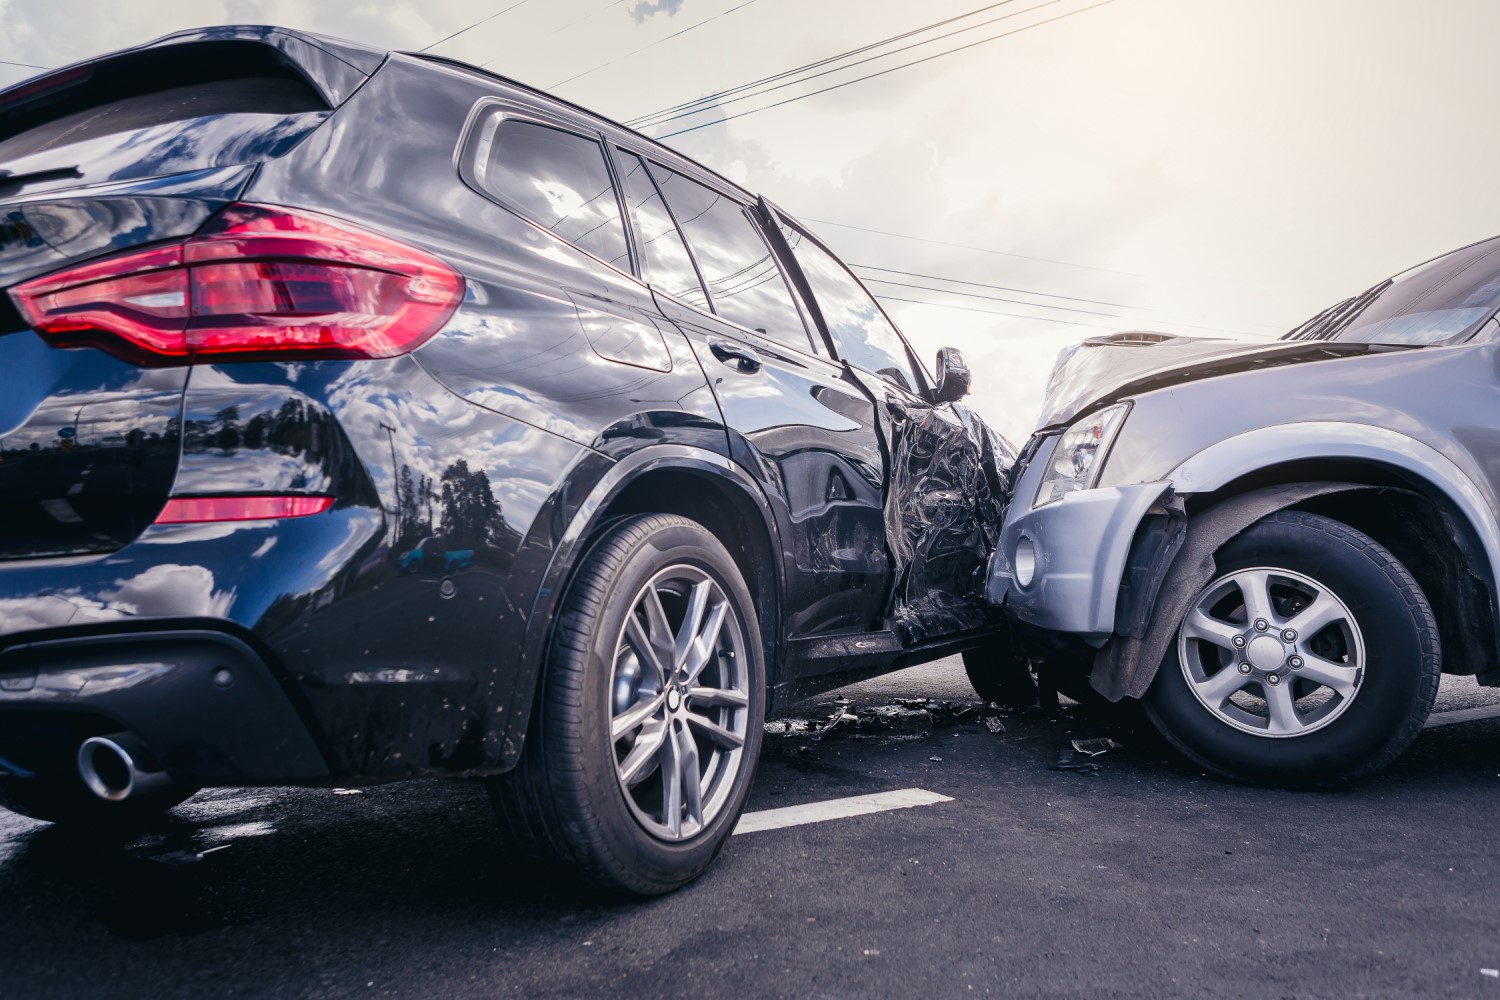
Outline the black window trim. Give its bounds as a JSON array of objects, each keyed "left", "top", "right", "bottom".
[
  {"left": 769, "top": 203, "right": 933, "bottom": 397},
  {"left": 608, "top": 137, "right": 826, "bottom": 363},
  {"left": 455, "top": 96, "right": 638, "bottom": 280}
]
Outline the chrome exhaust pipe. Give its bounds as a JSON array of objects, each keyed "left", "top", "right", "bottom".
[{"left": 77, "top": 734, "right": 171, "bottom": 802}]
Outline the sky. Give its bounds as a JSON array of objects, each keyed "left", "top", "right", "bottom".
[{"left": 3, "top": 0, "right": 1497, "bottom": 441}]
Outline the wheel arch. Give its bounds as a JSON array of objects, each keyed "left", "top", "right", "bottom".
[
  {"left": 1099, "top": 429, "right": 1500, "bottom": 699},
  {"left": 498, "top": 446, "right": 785, "bottom": 769},
  {"left": 1167, "top": 422, "right": 1500, "bottom": 590}
]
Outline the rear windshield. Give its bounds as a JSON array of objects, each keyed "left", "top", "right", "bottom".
[{"left": 1286, "top": 237, "right": 1500, "bottom": 346}]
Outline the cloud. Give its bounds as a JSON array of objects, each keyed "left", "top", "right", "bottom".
[{"left": 627, "top": 0, "right": 685, "bottom": 25}]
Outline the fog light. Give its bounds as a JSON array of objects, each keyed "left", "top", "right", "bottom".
[{"left": 1014, "top": 536, "right": 1038, "bottom": 589}]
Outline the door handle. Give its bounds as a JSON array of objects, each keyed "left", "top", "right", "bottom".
[
  {"left": 709, "top": 339, "right": 762, "bottom": 374},
  {"left": 885, "top": 396, "right": 908, "bottom": 421}
]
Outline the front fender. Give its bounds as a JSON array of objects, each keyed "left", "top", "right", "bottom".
[{"left": 1167, "top": 421, "right": 1500, "bottom": 587}]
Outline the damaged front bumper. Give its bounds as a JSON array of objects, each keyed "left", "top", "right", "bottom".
[{"left": 987, "top": 433, "right": 1172, "bottom": 642}]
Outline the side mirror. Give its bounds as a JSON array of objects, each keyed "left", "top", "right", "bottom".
[{"left": 932, "top": 347, "right": 970, "bottom": 403}]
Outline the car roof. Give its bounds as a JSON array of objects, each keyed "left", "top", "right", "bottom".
[{"left": 405, "top": 51, "right": 760, "bottom": 206}]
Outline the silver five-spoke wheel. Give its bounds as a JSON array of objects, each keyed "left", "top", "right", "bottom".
[
  {"left": 610, "top": 565, "right": 750, "bottom": 841},
  {"left": 1178, "top": 566, "right": 1365, "bottom": 738}
]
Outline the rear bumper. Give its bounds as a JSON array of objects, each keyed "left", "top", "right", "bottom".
[
  {"left": 0, "top": 508, "right": 383, "bottom": 786},
  {"left": 989, "top": 435, "right": 1171, "bottom": 640},
  {"left": 0, "top": 627, "right": 328, "bottom": 787}
]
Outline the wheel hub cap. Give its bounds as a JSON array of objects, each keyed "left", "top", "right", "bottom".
[
  {"left": 1246, "top": 634, "right": 1287, "bottom": 672},
  {"left": 666, "top": 688, "right": 682, "bottom": 712}
]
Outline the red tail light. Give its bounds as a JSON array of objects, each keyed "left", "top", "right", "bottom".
[
  {"left": 9, "top": 204, "right": 464, "bottom": 365},
  {"left": 154, "top": 495, "right": 334, "bottom": 524}
]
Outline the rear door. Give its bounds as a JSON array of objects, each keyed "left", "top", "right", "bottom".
[
  {"left": 0, "top": 38, "right": 342, "bottom": 560},
  {"left": 612, "top": 148, "right": 891, "bottom": 644},
  {"left": 771, "top": 213, "right": 1005, "bottom": 645}
]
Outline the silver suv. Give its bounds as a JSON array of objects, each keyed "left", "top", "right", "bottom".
[{"left": 982, "top": 236, "right": 1500, "bottom": 785}]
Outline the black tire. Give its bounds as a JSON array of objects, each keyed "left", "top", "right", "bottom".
[
  {"left": 961, "top": 625, "right": 1037, "bottom": 708},
  {"left": 488, "top": 513, "right": 765, "bottom": 896},
  {"left": 0, "top": 776, "right": 195, "bottom": 828},
  {"left": 1144, "top": 510, "right": 1440, "bottom": 787},
  {"left": 962, "top": 624, "right": 1106, "bottom": 711}
]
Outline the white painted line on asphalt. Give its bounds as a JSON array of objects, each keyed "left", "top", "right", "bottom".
[
  {"left": 1424, "top": 704, "right": 1500, "bottom": 729},
  {"left": 733, "top": 787, "right": 953, "bottom": 836}
]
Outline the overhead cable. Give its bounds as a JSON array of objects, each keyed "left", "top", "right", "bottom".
[
  {"left": 545, "top": 0, "right": 765, "bottom": 87},
  {"left": 806, "top": 216, "right": 1136, "bottom": 276},
  {"left": 636, "top": 0, "right": 1072, "bottom": 129},
  {"left": 626, "top": 0, "right": 1031, "bottom": 127},
  {"left": 657, "top": 0, "right": 1118, "bottom": 139},
  {"left": 419, "top": 0, "right": 533, "bottom": 54}
]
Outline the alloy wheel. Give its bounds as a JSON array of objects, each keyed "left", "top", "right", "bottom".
[
  {"left": 1177, "top": 566, "right": 1366, "bottom": 738},
  {"left": 609, "top": 564, "right": 750, "bottom": 840}
]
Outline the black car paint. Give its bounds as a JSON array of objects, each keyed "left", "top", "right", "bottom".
[{"left": 0, "top": 31, "right": 1011, "bottom": 787}]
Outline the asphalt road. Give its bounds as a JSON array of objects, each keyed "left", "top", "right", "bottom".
[{"left": 3, "top": 657, "right": 1499, "bottom": 999}]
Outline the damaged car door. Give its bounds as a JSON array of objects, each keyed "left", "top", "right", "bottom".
[{"left": 771, "top": 213, "right": 1011, "bottom": 647}]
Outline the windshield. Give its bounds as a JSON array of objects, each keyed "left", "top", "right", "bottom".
[{"left": 1284, "top": 236, "right": 1500, "bottom": 346}]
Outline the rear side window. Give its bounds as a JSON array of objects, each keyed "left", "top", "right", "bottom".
[
  {"left": 781, "top": 221, "right": 922, "bottom": 392},
  {"left": 613, "top": 149, "right": 708, "bottom": 308},
  {"left": 647, "top": 163, "right": 812, "bottom": 353},
  {"left": 480, "top": 120, "right": 631, "bottom": 270}
]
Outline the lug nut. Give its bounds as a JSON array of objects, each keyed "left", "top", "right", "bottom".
[
  {"left": 1238, "top": 663, "right": 1252, "bottom": 675},
  {"left": 1232, "top": 635, "right": 1246, "bottom": 648},
  {"left": 1281, "top": 628, "right": 1297, "bottom": 642},
  {"left": 1289, "top": 656, "right": 1304, "bottom": 670},
  {"left": 1267, "top": 673, "right": 1281, "bottom": 685},
  {"left": 1254, "top": 619, "right": 1269, "bottom": 632}
]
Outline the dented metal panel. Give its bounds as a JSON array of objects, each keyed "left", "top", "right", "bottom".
[
  {"left": 1036, "top": 332, "right": 1394, "bottom": 431},
  {"left": 856, "top": 375, "right": 1011, "bottom": 645}
]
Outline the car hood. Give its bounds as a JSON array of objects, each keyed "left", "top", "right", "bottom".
[{"left": 1036, "top": 331, "right": 1398, "bottom": 430}]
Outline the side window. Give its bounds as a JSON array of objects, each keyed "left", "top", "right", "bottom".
[
  {"left": 480, "top": 120, "right": 631, "bottom": 270},
  {"left": 612, "top": 149, "right": 709, "bottom": 309},
  {"left": 781, "top": 222, "right": 923, "bottom": 393},
  {"left": 647, "top": 163, "right": 813, "bottom": 353}
]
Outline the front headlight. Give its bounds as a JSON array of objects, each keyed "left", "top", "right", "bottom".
[{"left": 1035, "top": 403, "right": 1129, "bottom": 506}]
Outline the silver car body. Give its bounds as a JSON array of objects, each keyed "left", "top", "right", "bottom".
[{"left": 989, "top": 238, "right": 1500, "bottom": 701}]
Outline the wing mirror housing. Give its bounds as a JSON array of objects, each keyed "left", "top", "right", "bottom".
[{"left": 932, "top": 347, "right": 970, "bottom": 403}]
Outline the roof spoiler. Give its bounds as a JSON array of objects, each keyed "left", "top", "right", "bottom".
[{"left": 0, "top": 25, "right": 385, "bottom": 141}]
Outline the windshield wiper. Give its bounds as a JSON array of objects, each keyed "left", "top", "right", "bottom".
[{"left": 1282, "top": 278, "right": 1393, "bottom": 342}]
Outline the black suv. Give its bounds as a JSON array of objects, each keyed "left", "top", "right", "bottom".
[{"left": 0, "top": 27, "right": 1014, "bottom": 893}]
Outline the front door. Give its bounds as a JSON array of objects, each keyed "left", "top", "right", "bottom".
[
  {"left": 769, "top": 212, "right": 1006, "bottom": 645},
  {"left": 611, "top": 148, "right": 891, "bottom": 644}
]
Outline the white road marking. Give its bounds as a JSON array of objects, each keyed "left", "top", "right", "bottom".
[
  {"left": 1424, "top": 704, "right": 1500, "bottom": 729},
  {"left": 733, "top": 787, "right": 953, "bottom": 836}
]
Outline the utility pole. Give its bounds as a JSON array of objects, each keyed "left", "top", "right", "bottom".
[{"left": 378, "top": 422, "right": 400, "bottom": 506}]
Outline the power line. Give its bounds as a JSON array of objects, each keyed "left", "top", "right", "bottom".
[
  {"left": 658, "top": 0, "right": 1117, "bottom": 139},
  {"left": 0, "top": 58, "right": 48, "bottom": 70},
  {"left": 636, "top": 0, "right": 1069, "bottom": 131},
  {"left": 549, "top": 0, "right": 627, "bottom": 35},
  {"left": 853, "top": 263, "right": 1139, "bottom": 309},
  {"left": 877, "top": 295, "right": 1125, "bottom": 331},
  {"left": 807, "top": 216, "right": 1136, "bottom": 276},
  {"left": 866, "top": 277, "right": 1270, "bottom": 337},
  {"left": 853, "top": 263, "right": 1285, "bottom": 332},
  {"left": 543, "top": 0, "right": 765, "bottom": 87},
  {"left": 419, "top": 0, "right": 533, "bottom": 54},
  {"left": 880, "top": 292, "right": 1273, "bottom": 339},
  {"left": 626, "top": 0, "right": 1029, "bottom": 128},
  {"left": 866, "top": 277, "right": 1128, "bottom": 319}
]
